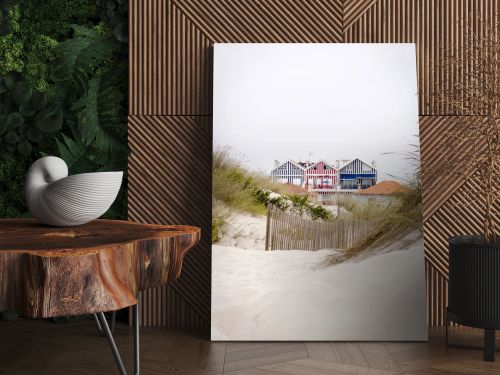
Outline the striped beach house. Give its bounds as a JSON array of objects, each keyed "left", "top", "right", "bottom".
[
  {"left": 271, "top": 160, "right": 306, "bottom": 186},
  {"left": 305, "top": 160, "right": 337, "bottom": 190},
  {"left": 338, "top": 158, "right": 377, "bottom": 189}
]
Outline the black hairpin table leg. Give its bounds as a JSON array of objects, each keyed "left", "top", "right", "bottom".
[
  {"left": 94, "top": 303, "right": 140, "bottom": 374},
  {"left": 94, "top": 311, "right": 117, "bottom": 336}
]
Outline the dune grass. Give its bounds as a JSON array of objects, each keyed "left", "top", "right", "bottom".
[
  {"left": 324, "top": 180, "right": 422, "bottom": 265},
  {"left": 212, "top": 214, "right": 225, "bottom": 243},
  {"left": 213, "top": 148, "right": 278, "bottom": 216},
  {"left": 212, "top": 148, "right": 332, "bottom": 243}
]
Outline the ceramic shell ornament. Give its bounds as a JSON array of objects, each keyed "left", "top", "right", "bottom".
[{"left": 25, "top": 156, "right": 123, "bottom": 226}]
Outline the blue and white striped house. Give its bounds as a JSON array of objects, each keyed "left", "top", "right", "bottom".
[
  {"left": 338, "top": 158, "right": 377, "bottom": 189},
  {"left": 271, "top": 160, "right": 306, "bottom": 186}
]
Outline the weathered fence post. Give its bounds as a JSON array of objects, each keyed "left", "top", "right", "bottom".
[{"left": 265, "top": 203, "right": 271, "bottom": 251}]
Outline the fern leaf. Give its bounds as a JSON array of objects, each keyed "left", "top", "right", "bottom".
[
  {"left": 71, "top": 71, "right": 126, "bottom": 152},
  {"left": 53, "top": 25, "right": 120, "bottom": 93},
  {"left": 56, "top": 132, "right": 89, "bottom": 171}
]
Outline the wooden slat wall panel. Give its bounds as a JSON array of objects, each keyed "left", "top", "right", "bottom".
[
  {"left": 343, "top": 0, "right": 378, "bottom": 31},
  {"left": 132, "top": 0, "right": 344, "bottom": 116},
  {"left": 128, "top": 115, "right": 212, "bottom": 326},
  {"left": 129, "top": 0, "right": 499, "bottom": 327},
  {"left": 425, "top": 259, "right": 447, "bottom": 327},
  {"left": 424, "top": 176, "right": 500, "bottom": 277}
]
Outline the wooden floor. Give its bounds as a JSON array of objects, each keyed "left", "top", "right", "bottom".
[{"left": 1, "top": 319, "right": 500, "bottom": 374}]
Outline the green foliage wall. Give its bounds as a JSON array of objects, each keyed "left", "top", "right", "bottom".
[{"left": 0, "top": 0, "right": 128, "bottom": 218}]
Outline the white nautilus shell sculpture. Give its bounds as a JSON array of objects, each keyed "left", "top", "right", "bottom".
[{"left": 25, "top": 156, "right": 123, "bottom": 226}]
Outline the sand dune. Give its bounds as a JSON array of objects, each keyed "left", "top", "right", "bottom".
[
  {"left": 217, "top": 211, "right": 267, "bottom": 250},
  {"left": 211, "top": 230, "right": 427, "bottom": 341}
]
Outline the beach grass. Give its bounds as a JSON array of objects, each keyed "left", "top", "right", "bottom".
[
  {"left": 213, "top": 148, "right": 278, "bottom": 216},
  {"left": 325, "top": 179, "right": 422, "bottom": 265},
  {"left": 212, "top": 149, "right": 332, "bottom": 243}
]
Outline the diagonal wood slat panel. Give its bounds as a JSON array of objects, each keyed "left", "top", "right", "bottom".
[
  {"left": 419, "top": 116, "right": 473, "bottom": 221},
  {"left": 173, "top": 0, "right": 343, "bottom": 43},
  {"left": 424, "top": 175, "right": 500, "bottom": 277},
  {"left": 343, "top": 0, "right": 378, "bottom": 31},
  {"left": 128, "top": 115, "right": 212, "bottom": 326},
  {"left": 168, "top": 0, "right": 342, "bottom": 115}
]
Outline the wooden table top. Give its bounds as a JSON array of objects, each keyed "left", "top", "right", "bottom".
[
  {"left": 0, "top": 219, "right": 201, "bottom": 318},
  {"left": 0, "top": 218, "right": 199, "bottom": 253}
]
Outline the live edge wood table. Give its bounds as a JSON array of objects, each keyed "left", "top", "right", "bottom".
[{"left": 0, "top": 219, "right": 201, "bottom": 375}]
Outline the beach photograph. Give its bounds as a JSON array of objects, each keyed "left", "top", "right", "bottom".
[{"left": 211, "top": 43, "right": 427, "bottom": 341}]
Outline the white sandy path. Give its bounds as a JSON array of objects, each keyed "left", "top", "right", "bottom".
[{"left": 211, "top": 231, "right": 427, "bottom": 341}]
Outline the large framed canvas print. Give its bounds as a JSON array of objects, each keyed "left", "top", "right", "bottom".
[{"left": 211, "top": 43, "right": 427, "bottom": 341}]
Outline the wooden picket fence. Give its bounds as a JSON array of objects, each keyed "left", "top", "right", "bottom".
[{"left": 265, "top": 204, "right": 374, "bottom": 251}]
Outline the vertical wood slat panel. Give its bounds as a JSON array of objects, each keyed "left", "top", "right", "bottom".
[{"left": 129, "top": 0, "right": 499, "bottom": 327}]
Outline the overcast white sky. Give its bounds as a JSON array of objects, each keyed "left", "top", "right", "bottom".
[{"left": 213, "top": 43, "right": 419, "bottom": 181}]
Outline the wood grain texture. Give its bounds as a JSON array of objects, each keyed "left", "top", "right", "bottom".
[
  {"left": 3, "top": 322, "right": 500, "bottom": 375},
  {"left": 0, "top": 219, "right": 200, "bottom": 318},
  {"left": 129, "top": 0, "right": 499, "bottom": 327}
]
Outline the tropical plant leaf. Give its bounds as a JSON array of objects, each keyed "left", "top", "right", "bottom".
[
  {"left": 56, "top": 130, "right": 87, "bottom": 169},
  {"left": 19, "top": 102, "right": 36, "bottom": 117},
  {"left": 30, "top": 91, "right": 48, "bottom": 111},
  {"left": 35, "top": 106, "right": 63, "bottom": 132},
  {"left": 11, "top": 81, "right": 32, "bottom": 105},
  {"left": 3, "top": 72, "right": 22, "bottom": 90},
  {"left": 0, "top": 78, "right": 7, "bottom": 94},
  {"left": 7, "top": 112, "right": 23, "bottom": 128},
  {"left": 0, "top": 115, "right": 7, "bottom": 134},
  {"left": 53, "top": 25, "right": 120, "bottom": 93},
  {"left": 16, "top": 140, "right": 31, "bottom": 156},
  {"left": 72, "top": 70, "right": 126, "bottom": 152},
  {"left": 4, "top": 130, "right": 19, "bottom": 144},
  {"left": 26, "top": 127, "right": 42, "bottom": 142}
]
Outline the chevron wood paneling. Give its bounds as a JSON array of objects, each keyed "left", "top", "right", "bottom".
[
  {"left": 343, "top": 0, "right": 378, "bottom": 31},
  {"left": 129, "top": 1, "right": 499, "bottom": 327}
]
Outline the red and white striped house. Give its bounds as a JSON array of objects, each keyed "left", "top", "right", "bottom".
[{"left": 304, "top": 160, "right": 337, "bottom": 190}]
